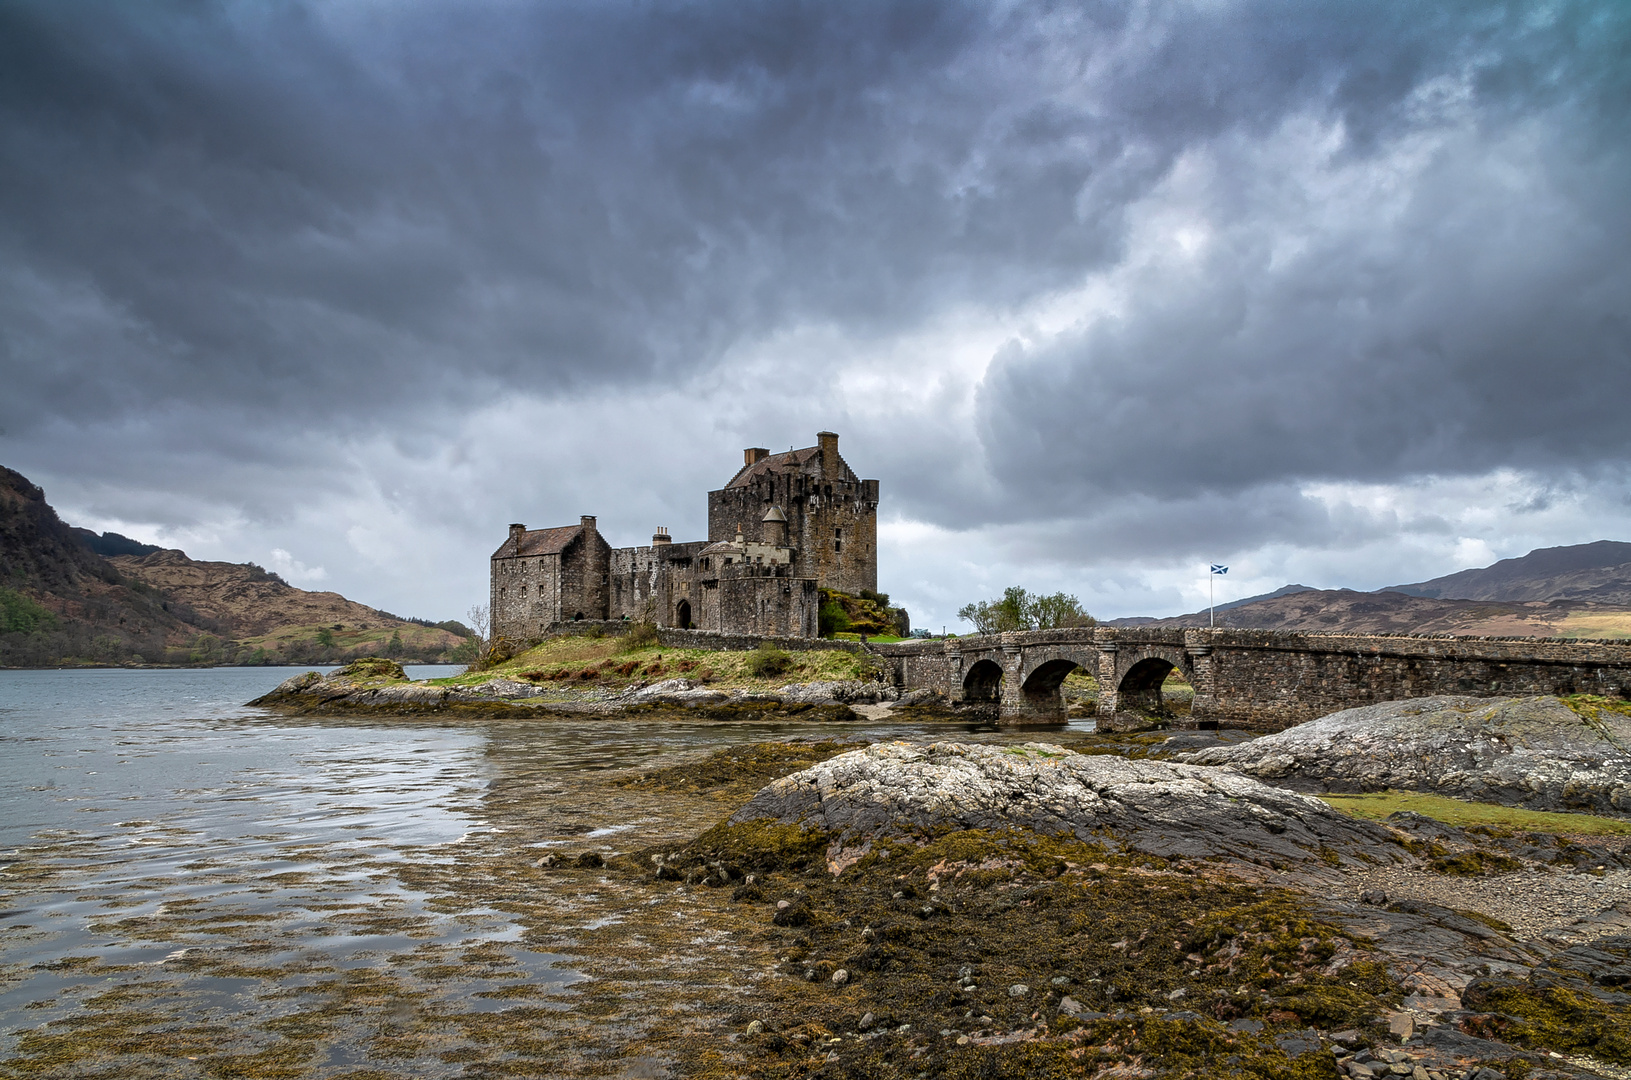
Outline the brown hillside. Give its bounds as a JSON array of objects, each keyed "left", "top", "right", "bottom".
[
  {"left": 1, "top": 466, "right": 206, "bottom": 661},
  {"left": 1125, "top": 588, "right": 1631, "bottom": 638},
  {"left": 109, "top": 550, "right": 458, "bottom": 646}
]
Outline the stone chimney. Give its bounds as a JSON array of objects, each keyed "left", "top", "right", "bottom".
[
  {"left": 508, "top": 523, "right": 525, "bottom": 552},
  {"left": 744, "top": 447, "right": 770, "bottom": 466},
  {"left": 652, "top": 527, "right": 671, "bottom": 547},
  {"left": 580, "top": 515, "right": 597, "bottom": 534},
  {"left": 817, "top": 431, "right": 839, "bottom": 480}
]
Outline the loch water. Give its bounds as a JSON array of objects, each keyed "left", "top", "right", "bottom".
[{"left": 0, "top": 666, "right": 1092, "bottom": 1075}]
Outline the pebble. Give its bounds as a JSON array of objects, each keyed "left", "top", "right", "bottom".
[
  {"left": 1009, "top": 984, "right": 1030, "bottom": 998},
  {"left": 831, "top": 968, "right": 850, "bottom": 986},
  {"left": 776, "top": 900, "right": 791, "bottom": 909},
  {"left": 745, "top": 1020, "right": 763, "bottom": 1036},
  {"left": 858, "top": 1012, "right": 874, "bottom": 1029},
  {"left": 1349, "top": 865, "right": 1631, "bottom": 942}
]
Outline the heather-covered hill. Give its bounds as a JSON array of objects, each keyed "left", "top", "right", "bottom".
[
  {"left": 1114, "top": 541, "right": 1631, "bottom": 638},
  {"left": 1114, "top": 588, "right": 1631, "bottom": 638},
  {"left": 1, "top": 465, "right": 468, "bottom": 666},
  {"left": 1, "top": 465, "right": 209, "bottom": 665},
  {"left": 1390, "top": 540, "right": 1631, "bottom": 605}
]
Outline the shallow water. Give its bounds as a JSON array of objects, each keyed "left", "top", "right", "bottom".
[{"left": 0, "top": 666, "right": 1095, "bottom": 1074}]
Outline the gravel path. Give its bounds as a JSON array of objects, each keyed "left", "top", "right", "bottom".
[{"left": 1344, "top": 864, "right": 1631, "bottom": 942}]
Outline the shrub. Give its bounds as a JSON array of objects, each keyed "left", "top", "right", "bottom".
[
  {"left": 819, "top": 597, "right": 851, "bottom": 636},
  {"left": 620, "top": 620, "right": 660, "bottom": 652},
  {"left": 746, "top": 644, "right": 794, "bottom": 678}
]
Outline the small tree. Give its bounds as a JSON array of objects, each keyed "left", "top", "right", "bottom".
[
  {"left": 957, "top": 587, "right": 1094, "bottom": 633},
  {"left": 385, "top": 630, "right": 405, "bottom": 658}
]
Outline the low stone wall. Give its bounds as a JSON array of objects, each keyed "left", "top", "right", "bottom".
[
  {"left": 540, "top": 619, "right": 634, "bottom": 638},
  {"left": 537, "top": 620, "right": 866, "bottom": 655},
  {"left": 654, "top": 628, "right": 866, "bottom": 654}
]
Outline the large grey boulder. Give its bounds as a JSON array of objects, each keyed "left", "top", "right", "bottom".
[
  {"left": 728, "top": 741, "right": 1403, "bottom": 868},
  {"left": 1177, "top": 695, "right": 1631, "bottom": 817}
]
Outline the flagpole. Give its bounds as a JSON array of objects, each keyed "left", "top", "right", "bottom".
[{"left": 1209, "top": 567, "right": 1214, "bottom": 628}]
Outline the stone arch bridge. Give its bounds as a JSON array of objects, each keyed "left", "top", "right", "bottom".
[{"left": 871, "top": 627, "right": 1631, "bottom": 730}]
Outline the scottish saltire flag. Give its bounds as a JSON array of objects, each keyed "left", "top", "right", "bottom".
[{"left": 1210, "top": 564, "right": 1228, "bottom": 575}]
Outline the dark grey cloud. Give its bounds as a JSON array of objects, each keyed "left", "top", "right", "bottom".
[
  {"left": 9, "top": 1, "right": 1613, "bottom": 438},
  {"left": 3, "top": 0, "right": 1629, "bottom": 623}
]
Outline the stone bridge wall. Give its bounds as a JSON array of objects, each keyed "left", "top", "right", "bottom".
[{"left": 874, "top": 628, "right": 1631, "bottom": 729}]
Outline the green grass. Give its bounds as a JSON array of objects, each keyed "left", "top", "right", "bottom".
[
  {"left": 1317, "top": 789, "right": 1631, "bottom": 836},
  {"left": 429, "top": 634, "right": 885, "bottom": 691}
]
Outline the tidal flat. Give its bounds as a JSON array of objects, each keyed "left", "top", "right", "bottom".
[{"left": 0, "top": 667, "right": 1113, "bottom": 1078}]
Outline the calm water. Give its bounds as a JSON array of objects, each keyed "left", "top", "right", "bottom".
[{"left": 0, "top": 666, "right": 1092, "bottom": 1072}]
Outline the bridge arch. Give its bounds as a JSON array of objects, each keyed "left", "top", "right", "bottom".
[
  {"left": 1018, "top": 657, "right": 1087, "bottom": 723},
  {"left": 962, "top": 658, "right": 1005, "bottom": 720},
  {"left": 1109, "top": 646, "right": 1194, "bottom": 721}
]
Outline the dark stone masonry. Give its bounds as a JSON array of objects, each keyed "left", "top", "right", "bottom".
[
  {"left": 491, "top": 432, "right": 878, "bottom": 641},
  {"left": 873, "top": 627, "right": 1631, "bottom": 729}
]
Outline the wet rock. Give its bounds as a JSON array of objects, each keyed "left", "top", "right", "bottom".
[
  {"left": 775, "top": 681, "right": 895, "bottom": 705},
  {"left": 1178, "top": 695, "right": 1631, "bottom": 817},
  {"left": 727, "top": 741, "right": 1405, "bottom": 870},
  {"left": 576, "top": 851, "right": 605, "bottom": 869},
  {"left": 1058, "top": 995, "right": 1084, "bottom": 1015},
  {"left": 1009, "top": 984, "right": 1030, "bottom": 998}
]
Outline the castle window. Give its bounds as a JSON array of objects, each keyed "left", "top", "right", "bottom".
[{"left": 834, "top": 539, "right": 842, "bottom": 553}]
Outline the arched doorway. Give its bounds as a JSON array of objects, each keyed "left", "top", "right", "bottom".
[
  {"left": 675, "top": 599, "right": 692, "bottom": 630},
  {"left": 961, "top": 658, "right": 1004, "bottom": 720},
  {"left": 1115, "top": 657, "right": 1192, "bottom": 720}
]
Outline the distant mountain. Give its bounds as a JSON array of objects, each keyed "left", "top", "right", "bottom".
[
  {"left": 1, "top": 465, "right": 468, "bottom": 667},
  {"left": 1106, "top": 583, "right": 1317, "bottom": 628},
  {"left": 70, "top": 527, "right": 163, "bottom": 559},
  {"left": 1389, "top": 541, "right": 1631, "bottom": 605},
  {"left": 1, "top": 465, "right": 207, "bottom": 664},
  {"left": 109, "top": 549, "right": 451, "bottom": 640},
  {"left": 1116, "top": 541, "right": 1631, "bottom": 639},
  {"left": 1214, "top": 583, "right": 1316, "bottom": 613},
  {"left": 1119, "top": 587, "right": 1614, "bottom": 637}
]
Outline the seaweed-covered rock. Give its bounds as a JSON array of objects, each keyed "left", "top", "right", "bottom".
[
  {"left": 1177, "top": 695, "right": 1631, "bottom": 817},
  {"left": 727, "top": 741, "right": 1403, "bottom": 869},
  {"left": 334, "top": 656, "right": 406, "bottom": 681}
]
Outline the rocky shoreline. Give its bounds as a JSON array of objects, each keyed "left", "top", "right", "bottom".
[
  {"left": 1180, "top": 695, "right": 1631, "bottom": 818},
  {"left": 609, "top": 697, "right": 1631, "bottom": 1079},
  {"left": 248, "top": 658, "right": 943, "bottom": 720},
  {"left": 242, "top": 663, "right": 1631, "bottom": 1077}
]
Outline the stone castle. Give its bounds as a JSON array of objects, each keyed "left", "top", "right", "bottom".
[{"left": 490, "top": 431, "right": 878, "bottom": 640}]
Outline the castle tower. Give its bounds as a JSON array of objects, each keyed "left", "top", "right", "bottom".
[{"left": 707, "top": 430, "right": 878, "bottom": 595}]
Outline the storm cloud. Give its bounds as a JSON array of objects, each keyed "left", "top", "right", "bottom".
[{"left": 1, "top": 0, "right": 1627, "bottom": 625}]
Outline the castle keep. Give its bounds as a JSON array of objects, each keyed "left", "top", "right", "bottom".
[{"left": 490, "top": 432, "right": 878, "bottom": 641}]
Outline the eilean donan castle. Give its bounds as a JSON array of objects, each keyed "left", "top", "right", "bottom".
[{"left": 490, "top": 432, "right": 878, "bottom": 640}]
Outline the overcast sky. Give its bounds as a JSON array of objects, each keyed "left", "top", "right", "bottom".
[{"left": 3, "top": 0, "right": 1628, "bottom": 629}]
